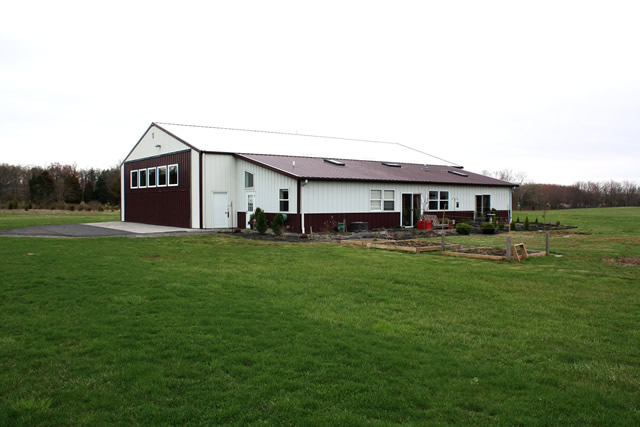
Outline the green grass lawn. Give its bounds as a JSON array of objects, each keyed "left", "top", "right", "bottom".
[
  {"left": 0, "top": 209, "right": 120, "bottom": 230},
  {"left": 514, "top": 206, "right": 640, "bottom": 236},
  {"left": 1, "top": 208, "right": 639, "bottom": 424}
]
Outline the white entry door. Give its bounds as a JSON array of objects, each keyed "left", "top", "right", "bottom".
[
  {"left": 212, "top": 192, "right": 229, "bottom": 228},
  {"left": 246, "top": 193, "right": 255, "bottom": 229}
]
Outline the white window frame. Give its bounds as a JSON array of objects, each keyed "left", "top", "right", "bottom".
[
  {"left": 371, "top": 189, "right": 395, "bottom": 211},
  {"left": 138, "top": 169, "right": 147, "bottom": 188},
  {"left": 279, "top": 189, "right": 289, "bottom": 212},
  {"left": 157, "top": 166, "right": 167, "bottom": 187},
  {"left": 428, "top": 191, "right": 438, "bottom": 210},
  {"left": 147, "top": 167, "right": 156, "bottom": 188},
  {"left": 168, "top": 164, "right": 179, "bottom": 187},
  {"left": 131, "top": 170, "right": 138, "bottom": 189},
  {"left": 245, "top": 171, "right": 254, "bottom": 189},
  {"left": 383, "top": 190, "right": 395, "bottom": 211},
  {"left": 439, "top": 191, "right": 449, "bottom": 210},
  {"left": 370, "top": 189, "right": 382, "bottom": 211},
  {"left": 247, "top": 193, "right": 255, "bottom": 212},
  {"left": 427, "top": 190, "right": 450, "bottom": 211}
]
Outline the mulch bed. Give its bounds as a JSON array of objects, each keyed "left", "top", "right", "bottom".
[{"left": 451, "top": 247, "right": 507, "bottom": 256}]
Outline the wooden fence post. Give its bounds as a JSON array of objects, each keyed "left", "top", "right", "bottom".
[
  {"left": 546, "top": 232, "right": 550, "bottom": 255},
  {"left": 441, "top": 233, "right": 446, "bottom": 253},
  {"left": 506, "top": 235, "right": 512, "bottom": 260}
]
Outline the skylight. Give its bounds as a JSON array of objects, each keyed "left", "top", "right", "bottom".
[
  {"left": 382, "top": 162, "right": 401, "bottom": 168},
  {"left": 324, "top": 158, "right": 345, "bottom": 166},
  {"left": 448, "top": 170, "right": 468, "bottom": 177}
]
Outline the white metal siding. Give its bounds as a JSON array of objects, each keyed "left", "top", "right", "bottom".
[
  {"left": 126, "top": 126, "right": 192, "bottom": 162},
  {"left": 191, "top": 150, "right": 201, "bottom": 228},
  {"left": 303, "top": 181, "right": 512, "bottom": 213},
  {"left": 236, "top": 159, "right": 298, "bottom": 214},
  {"left": 202, "top": 154, "right": 237, "bottom": 228}
]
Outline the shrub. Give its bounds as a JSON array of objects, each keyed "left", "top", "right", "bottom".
[
  {"left": 535, "top": 217, "right": 539, "bottom": 223},
  {"left": 456, "top": 222, "right": 472, "bottom": 235},
  {"left": 556, "top": 221, "right": 560, "bottom": 226},
  {"left": 524, "top": 216, "right": 530, "bottom": 230},
  {"left": 272, "top": 213, "right": 284, "bottom": 236},
  {"left": 255, "top": 208, "right": 267, "bottom": 234},
  {"left": 516, "top": 216, "right": 520, "bottom": 223},
  {"left": 481, "top": 222, "right": 497, "bottom": 234}
]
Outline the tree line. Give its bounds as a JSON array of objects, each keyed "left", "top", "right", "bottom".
[
  {"left": 514, "top": 181, "right": 640, "bottom": 210},
  {"left": 0, "top": 163, "right": 120, "bottom": 209},
  {"left": 482, "top": 169, "right": 640, "bottom": 210}
]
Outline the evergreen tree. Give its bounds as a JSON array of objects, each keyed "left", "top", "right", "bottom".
[
  {"left": 94, "top": 175, "right": 110, "bottom": 204},
  {"left": 29, "top": 171, "right": 55, "bottom": 205},
  {"left": 63, "top": 175, "right": 83, "bottom": 204},
  {"left": 255, "top": 208, "right": 267, "bottom": 234},
  {"left": 83, "top": 180, "right": 95, "bottom": 202},
  {"left": 272, "top": 213, "right": 284, "bottom": 236}
]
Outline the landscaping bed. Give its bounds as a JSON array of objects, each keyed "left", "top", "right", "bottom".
[
  {"left": 443, "top": 245, "right": 547, "bottom": 261},
  {"left": 341, "top": 239, "right": 460, "bottom": 253}
]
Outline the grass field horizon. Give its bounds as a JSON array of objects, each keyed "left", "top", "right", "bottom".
[{"left": 1, "top": 207, "right": 639, "bottom": 424}]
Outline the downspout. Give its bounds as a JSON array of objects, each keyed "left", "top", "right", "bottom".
[
  {"left": 298, "top": 179, "right": 304, "bottom": 234},
  {"left": 199, "top": 152, "right": 204, "bottom": 229}
]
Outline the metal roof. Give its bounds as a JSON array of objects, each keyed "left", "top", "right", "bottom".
[
  {"left": 151, "top": 122, "right": 515, "bottom": 186},
  {"left": 236, "top": 153, "right": 515, "bottom": 186}
]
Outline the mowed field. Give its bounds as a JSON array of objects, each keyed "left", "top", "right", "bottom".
[
  {"left": 0, "top": 209, "right": 120, "bottom": 230},
  {"left": 1, "top": 208, "right": 639, "bottom": 424}
]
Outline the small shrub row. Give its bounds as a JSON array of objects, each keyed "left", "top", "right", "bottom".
[
  {"left": 481, "top": 222, "right": 497, "bottom": 234},
  {"left": 455, "top": 222, "right": 472, "bottom": 235}
]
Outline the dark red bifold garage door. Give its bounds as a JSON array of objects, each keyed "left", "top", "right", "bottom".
[{"left": 124, "top": 150, "right": 191, "bottom": 228}]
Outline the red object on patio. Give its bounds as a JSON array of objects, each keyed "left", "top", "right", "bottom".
[
  {"left": 417, "top": 220, "right": 426, "bottom": 230},
  {"left": 426, "top": 220, "right": 433, "bottom": 230}
]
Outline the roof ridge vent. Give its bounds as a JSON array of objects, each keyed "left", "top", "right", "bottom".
[
  {"left": 382, "top": 162, "right": 401, "bottom": 168},
  {"left": 324, "top": 158, "right": 345, "bottom": 166}
]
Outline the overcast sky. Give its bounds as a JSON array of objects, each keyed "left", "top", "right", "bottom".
[{"left": 2, "top": 0, "right": 639, "bottom": 185}]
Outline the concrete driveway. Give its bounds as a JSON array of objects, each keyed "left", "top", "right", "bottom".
[{"left": 0, "top": 222, "right": 212, "bottom": 238}]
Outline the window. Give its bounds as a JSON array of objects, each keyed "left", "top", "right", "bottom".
[
  {"left": 370, "top": 190, "right": 382, "bottom": 210},
  {"left": 440, "top": 191, "right": 449, "bottom": 210},
  {"left": 279, "top": 189, "right": 289, "bottom": 212},
  {"left": 371, "top": 190, "right": 395, "bottom": 211},
  {"left": 476, "top": 194, "right": 491, "bottom": 218},
  {"left": 168, "top": 164, "right": 178, "bottom": 186},
  {"left": 428, "top": 191, "right": 438, "bottom": 210},
  {"left": 131, "top": 170, "right": 138, "bottom": 189},
  {"left": 247, "top": 194, "right": 254, "bottom": 212},
  {"left": 139, "top": 169, "right": 147, "bottom": 188},
  {"left": 148, "top": 168, "right": 156, "bottom": 187},
  {"left": 383, "top": 190, "right": 394, "bottom": 211},
  {"left": 427, "top": 190, "right": 450, "bottom": 210},
  {"left": 245, "top": 171, "right": 254, "bottom": 188},
  {"left": 157, "top": 166, "right": 167, "bottom": 187}
]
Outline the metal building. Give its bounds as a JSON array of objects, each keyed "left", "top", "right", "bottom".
[{"left": 121, "top": 123, "right": 516, "bottom": 232}]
